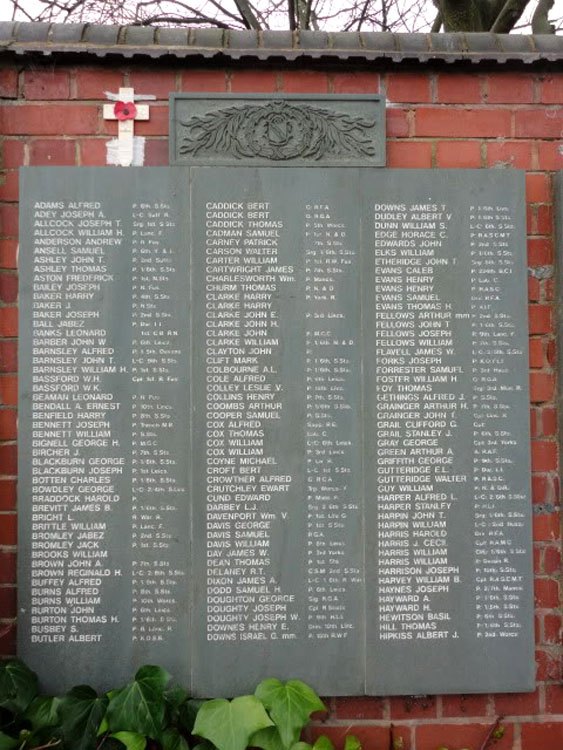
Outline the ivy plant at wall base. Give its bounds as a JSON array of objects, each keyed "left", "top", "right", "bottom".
[{"left": 0, "top": 660, "right": 359, "bottom": 750}]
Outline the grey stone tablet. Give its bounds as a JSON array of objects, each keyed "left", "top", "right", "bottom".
[
  {"left": 18, "top": 168, "right": 192, "bottom": 692},
  {"left": 18, "top": 166, "right": 533, "bottom": 697},
  {"left": 169, "top": 94, "right": 386, "bottom": 167}
]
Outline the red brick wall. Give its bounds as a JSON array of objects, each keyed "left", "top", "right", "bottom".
[{"left": 1, "top": 60, "right": 562, "bottom": 750}]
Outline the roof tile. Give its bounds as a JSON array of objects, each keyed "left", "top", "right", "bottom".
[
  {"left": 83, "top": 24, "right": 120, "bottom": 45},
  {"left": 15, "top": 22, "right": 51, "bottom": 42},
  {"left": 0, "top": 23, "right": 561, "bottom": 65},
  {"left": 51, "top": 23, "right": 84, "bottom": 43}
]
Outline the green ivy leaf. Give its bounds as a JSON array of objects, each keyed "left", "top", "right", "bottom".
[
  {"left": 164, "top": 688, "right": 189, "bottom": 713},
  {"left": 193, "top": 696, "right": 273, "bottom": 750},
  {"left": 106, "top": 667, "right": 169, "bottom": 737},
  {"left": 0, "top": 732, "right": 18, "bottom": 750},
  {"left": 60, "top": 685, "right": 109, "bottom": 750},
  {"left": 134, "top": 667, "right": 171, "bottom": 692},
  {"left": 24, "top": 696, "right": 60, "bottom": 730},
  {"left": 110, "top": 731, "right": 147, "bottom": 750},
  {"left": 191, "top": 744, "right": 215, "bottom": 750},
  {"left": 98, "top": 717, "right": 109, "bottom": 736},
  {"left": 161, "top": 727, "right": 189, "bottom": 750},
  {"left": 251, "top": 726, "right": 286, "bottom": 750},
  {"left": 312, "top": 738, "right": 334, "bottom": 750},
  {"left": 255, "top": 680, "right": 325, "bottom": 749},
  {"left": 178, "top": 700, "right": 204, "bottom": 735},
  {"left": 290, "top": 744, "right": 313, "bottom": 750},
  {"left": 0, "top": 660, "right": 38, "bottom": 714},
  {"left": 344, "top": 736, "right": 361, "bottom": 750}
]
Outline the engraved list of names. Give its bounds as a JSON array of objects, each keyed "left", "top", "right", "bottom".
[{"left": 19, "top": 167, "right": 533, "bottom": 697}]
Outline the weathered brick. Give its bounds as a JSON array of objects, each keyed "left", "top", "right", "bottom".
[
  {"left": 536, "top": 203, "right": 553, "bottom": 235},
  {"left": 543, "top": 613, "right": 563, "bottom": 644},
  {"left": 129, "top": 70, "right": 177, "bottom": 99},
  {"left": 24, "top": 69, "right": 70, "bottom": 100},
  {"left": 387, "top": 141, "right": 431, "bottom": 168},
  {"left": 75, "top": 68, "right": 124, "bottom": 99},
  {"left": 0, "top": 241, "right": 18, "bottom": 269},
  {"left": 544, "top": 544, "right": 561, "bottom": 575},
  {"left": 0, "top": 479, "right": 16, "bottom": 510},
  {"left": 0, "top": 513, "right": 16, "bottom": 545},
  {"left": 530, "top": 372, "right": 555, "bottom": 402},
  {"left": 528, "top": 238, "right": 553, "bottom": 266},
  {"left": 534, "top": 576, "right": 560, "bottom": 608},
  {"left": 528, "top": 305, "right": 553, "bottom": 334},
  {"left": 0, "top": 444, "right": 17, "bottom": 474},
  {"left": 386, "top": 72, "right": 430, "bottom": 102},
  {"left": 309, "top": 724, "right": 409, "bottom": 749},
  {"left": 0, "top": 586, "right": 16, "bottom": 618},
  {"left": 526, "top": 172, "right": 551, "bottom": 203},
  {"left": 0, "top": 69, "right": 18, "bottom": 99},
  {"left": 0, "top": 623, "right": 16, "bottom": 658},
  {"left": 541, "top": 407, "right": 557, "bottom": 437},
  {"left": 1, "top": 104, "right": 99, "bottom": 135},
  {"left": 531, "top": 440, "right": 558, "bottom": 472},
  {"left": 78, "top": 139, "right": 109, "bottom": 166},
  {"left": 0, "top": 205, "right": 19, "bottom": 237},
  {"left": 0, "top": 273, "right": 17, "bottom": 304},
  {"left": 437, "top": 73, "right": 482, "bottom": 103},
  {"left": 515, "top": 109, "right": 563, "bottom": 138},
  {"left": 331, "top": 72, "right": 379, "bottom": 94},
  {"left": 386, "top": 108, "right": 409, "bottom": 137},
  {"left": 0, "top": 551, "right": 16, "bottom": 583},
  {"left": 539, "top": 74, "right": 563, "bottom": 104},
  {"left": 1, "top": 140, "right": 25, "bottom": 170},
  {"left": 417, "top": 723, "right": 512, "bottom": 750},
  {"left": 282, "top": 71, "right": 328, "bottom": 93},
  {"left": 29, "top": 139, "right": 76, "bottom": 166},
  {"left": 390, "top": 695, "right": 436, "bottom": 719},
  {"left": 487, "top": 73, "right": 534, "bottom": 103},
  {"left": 493, "top": 689, "right": 540, "bottom": 716},
  {"left": 487, "top": 140, "right": 533, "bottom": 169},
  {"left": 533, "top": 510, "right": 561, "bottom": 542},
  {"left": 528, "top": 276, "right": 541, "bottom": 302},
  {"left": 532, "top": 474, "right": 556, "bottom": 505},
  {"left": 436, "top": 140, "right": 482, "bottom": 167},
  {"left": 537, "top": 140, "right": 563, "bottom": 170},
  {"left": 230, "top": 70, "right": 278, "bottom": 93},
  {"left": 536, "top": 649, "right": 561, "bottom": 681},
  {"left": 181, "top": 70, "right": 227, "bottom": 92},
  {"left": 0, "top": 171, "right": 18, "bottom": 202},
  {"left": 0, "top": 341, "right": 17, "bottom": 373},
  {"left": 441, "top": 693, "right": 490, "bottom": 717},
  {"left": 416, "top": 108, "right": 511, "bottom": 138},
  {"left": 0, "top": 377, "right": 16, "bottom": 407},
  {"left": 529, "top": 338, "right": 544, "bottom": 368},
  {"left": 521, "top": 722, "right": 563, "bottom": 749},
  {"left": 333, "top": 696, "right": 385, "bottom": 719},
  {"left": 144, "top": 139, "right": 169, "bottom": 166},
  {"left": 0, "top": 409, "right": 16, "bottom": 440}
]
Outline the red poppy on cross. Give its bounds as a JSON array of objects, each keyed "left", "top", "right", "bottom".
[{"left": 103, "top": 87, "right": 150, "bottom": 166}]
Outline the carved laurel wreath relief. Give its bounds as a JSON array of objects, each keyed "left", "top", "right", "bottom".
[{"left": 179, "top": 100, "right": 378, "bottom": 161}]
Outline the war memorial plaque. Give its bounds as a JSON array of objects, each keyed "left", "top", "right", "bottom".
[{"left": 19, "top": 165, "right": 534, "bottom": 696}]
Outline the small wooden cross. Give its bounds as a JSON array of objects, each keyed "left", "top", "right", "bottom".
[{"left": 103, "top": 87, "right": 150, "bottom": 167}]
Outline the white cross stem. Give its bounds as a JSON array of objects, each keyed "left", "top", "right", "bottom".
[{"left": 103, "top": 87, "right": 150, "bottom": 167}]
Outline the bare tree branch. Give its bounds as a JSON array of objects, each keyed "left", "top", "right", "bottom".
[
  {"left": 490, "top": 0, "right": 529, "bottom": 32},
  {"left": 6, "top": 0, "right": 561, "bottom": 35},
  {"left": 532, "top": 0, "right": 555, "bottom": 32},
  {"left": 233, "top": 0, "right": 261, "bottom": 28}
]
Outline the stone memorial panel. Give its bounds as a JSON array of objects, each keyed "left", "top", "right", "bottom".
[
  {"left": 19, "top": 166, "right": 533, "bottom": 696},
  {"left": 169, "top": 94, "right": 386, "bottom": 168}
]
